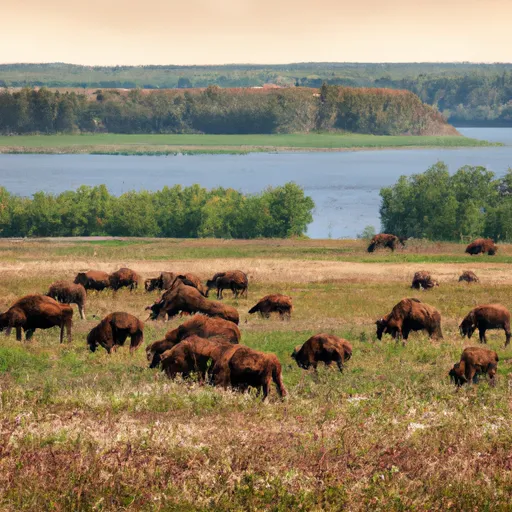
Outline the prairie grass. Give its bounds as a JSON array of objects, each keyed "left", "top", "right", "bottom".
[{"left": 1, "top": 238, "right": 512, "bottom": 510}]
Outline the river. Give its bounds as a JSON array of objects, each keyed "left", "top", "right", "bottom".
[{"left": 0, "top": 128, "right": 511, "bottom": 239}]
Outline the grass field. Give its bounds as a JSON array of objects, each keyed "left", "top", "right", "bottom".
[
  {"left": 1, "top": 238, "right": 512, "bottom": 510},
  {"left": 0, "top": 133, "right": 497, "bottom": 155}
]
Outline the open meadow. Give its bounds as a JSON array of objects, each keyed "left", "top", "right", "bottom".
[
  {"left": 0, "top": 133, "right": 495, "bottom": 155},
  {"left": 1, "top": 238, "right": 512, "bottom": 510}
]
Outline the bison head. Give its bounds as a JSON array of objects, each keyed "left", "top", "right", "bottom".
[
  {"left": 145, "top": 300, "right": 164, "bottom": 321},
  {"left": 74, "top": 272, "right": 87, "bottom": 286},
  {"left": 205, "top": 279, "right": 217, "bottom": 297},
  {"left": 459, "top": 317, "right": 475, "bottom": 338},
  {"left": 144, "top": 278, "right": 160, "bottom": 292},
  {"left": 86, "top": 329, "right": 99, "bottom": 352},
  {"left": 291, "top": 345, "right": 310, "bottom": 369},
  {"left": 375, "top": 318, "right": 388, "bottom": 340},
  {"left": 449, "top": 362, "right": 467, "bottom": 386}
]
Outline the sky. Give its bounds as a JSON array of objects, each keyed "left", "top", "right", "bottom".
[{"left": 1, "top": 0, "right": 511, "bottom": 65}]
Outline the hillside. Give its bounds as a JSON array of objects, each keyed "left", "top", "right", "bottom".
[{"left": 0, "top": 85, "right": 458, "bottom": 136}]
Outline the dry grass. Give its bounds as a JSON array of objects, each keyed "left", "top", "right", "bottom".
[{"left": 1, "top": 239, "right": 512, "bottom": 510}]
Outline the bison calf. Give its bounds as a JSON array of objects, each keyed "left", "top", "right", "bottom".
[
  {"left": 449, "top": 346, "right": 498, "bottom": 387},
  {"left": 376, "top": 298, "right": 443, "bottom": 343},
  {"left": 411, "top": 271, "right": 439, "bottom": 290},
  {"left": 292, "top": 334, "right": 352, "bottom": 372},
  {"left": 87, "top": 312, "right": 144, "bottom": 354},
  {"left": 459, "top": 304, "right": 511, "bottom": 346},
  {"left": 47, "top": 281, "right": 86, "bottom": 320},
  {"left": 211, "top": 345, "right": 287, "bottom": 400},
  {"left": 0, "top": 294, "right": 73, "bottom": 343},
  {"left": 74, "top": 270, "right": 110, "bottom": 291},
  {"left": 248, "top": 294, "right": 293, "bottom": 320}
]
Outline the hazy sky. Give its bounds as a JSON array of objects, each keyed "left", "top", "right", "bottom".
[{"left": 2, "top": 0, "right": 511, "bottom": 65}]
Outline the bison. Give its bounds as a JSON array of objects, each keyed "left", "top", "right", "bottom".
[
  {"left": 146, "top": 282, "right": 239, "bottom": 324},
  {"left": 465, "top": 238, "right": 497, "bottom": 256},
  {"left": 459, "top": 304, "right": 511, "bottom": 346},
  {"left": 47, "top": 281, "right": 86, "bottom": 320},
  {"left": 367, "top": 234, "right": 406, "bottom": 253},
  {"left": 160, "top": 335, "right": 234, "bottom": 382},
  {"left": 411, "top": 271, "right": 439, "bottom": 290},
  {"left": 146, "top": 315, "right": 240, "bottom": 369},
  {"left": 459, "top": 270, "right": 479, "bottom": 283},
  {"left": 87, "top": 312, "right": 144, "bottom": 354},
  {"left": 211, "top": 345, "right": 287, "bottom": 400},
  {"left": 292, "top": 334, "right": 352, "bottom": 372},
  {"left": 109, "top": 267, "right": 140, "bottom": 291},
  {"left": 0, "top": 294, "right": 73, "bottom": 343},
  {"left": 248, "top": 294, "right": 293, "bottom": 319},
  {"left": 74, "top": 270, "right": 110, "bottom": 291},
  {"left": 144, "top": 271, "right": 176, "bottom": 292},
  {"left": 206, "top": 270, "right": 248, "bottom": 299},
  {"left": 376, "top": 298, "right": 443, "bottom": 342},
  {"left": 449, "top": 346, "right": 499, "bottom": 387}
]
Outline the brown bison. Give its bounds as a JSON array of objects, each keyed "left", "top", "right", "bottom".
[
  {"left": 376, "top": 298, "right": 443, "bottom": 342},
  {"left": 144, "top": 272, "right": 176, "bottom": 292},
  {"left": 109, "top": 268, "right": 140, "bottom": 291},
  {"left": 465, "top": 238, "right": 497, "bottom": 256},
  {"left": 367, "top": 234, "right": 406, "bottom": 253},
  {"left": 87, "top": 312, "right": 144, "bottom": 354},
  {"left": 146, "top": 315, "right": 240, "bottom": 368},
  {"left": 146, "top": 283, "right": 239, "bottom": 324},
  {"left": 459, "top": 270, "right": 479, "bottom": 283},
  {"left": 459, "top": 304, "right": 511, "bottom": 346},
  {"left": 206, "top": 270, "right": 248, "bottom": 299},
  {"left": 0, "top": 294, "right": 73, "bottom": 343},
  {"left": 74, "top": 270, "right": 110, "bottom": 291},
  {"left": 449, "top": 346, "right": 499, "bottom": 387},
  {"left": 47, "top": 281, "right": 86, "bottom": 320},
  {"left": 292, "top": 334, "right": 352, "bottom": 372},
  {"left": 211, "top": 345, "right": 287, "bottom": 400},
  {"left": 248, "top": 294, "right": 293, "bottom": 319},
  {"left": 411, "top": 271, "right": 439, "bottom": 290},
  {"left": 160, "top": 335, "right": 234, "bottom": 382}
]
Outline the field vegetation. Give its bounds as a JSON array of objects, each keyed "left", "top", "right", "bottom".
[
  {"left": 1, "top": 62, "right": 511, "bottom": 125},
  {"left": 1, "top": 238, "right": 512, "bottom": 509}
]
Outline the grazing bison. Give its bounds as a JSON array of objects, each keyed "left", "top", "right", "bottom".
[
  {"left": 47, "top": 281, "right": 86, "bottom": 320},
  {"left": 449, "top": 346, "right": 498, "bottom": 387},
  {"left": 145, "top": 272, "right": 176, "bottom": 292},
  {"left": 109, "top": 267, "right": 140, "bottom": 291},
  {"left": 465, "top": 238, "right": 497, "bottom": 256},
  {"left": 459, "top": 304, "right": 511, "bottom": 346},
  {"left": 459, "top": 270, "right": 479, "bottom": 283},
  {"left": 292, "top": 334, "right": 352, "bottom": 372},
  {"left": 160, "top": 335, "right": 234, "bottom": 382},
  {"left": 211, "top": 345, "right": 287, "bottom": 400},
  {"left": 74, "top": 270, "right": 110, "bottom": 291},
  {"left": 0, "top": 294, "right": 73, "bottom": 343},
  {"left": 146, "top": 283, "right": 239, "bottom": 324},
  {"left": 206, "top": 270, "right": 248, "bottom": 299},
  {"left": 248, "top": 294, "right": 293, "bottom": 319},
  {"left": 411, "top": 271, "right": 439, "bottom": 290},
  {"left": 376, "top": 298, "right": 443, "bottom": 342},
  {"left": 367, "top": 234, "right": 406, "bottom": 253},
  {"left": 146, "top": 315, "right": 240, "bottom": 369},
  {"left": 87, "top": 312, "right": 144, "bottom": 354}
]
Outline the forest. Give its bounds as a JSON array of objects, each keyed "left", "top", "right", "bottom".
[
  {"left": 0, "top": 182, "right": 315, "bottom": 238},
  {"left": 1, "top": 62, "right": 511, "bottom": 125},
  {"left": 380, "top": 163, "right": 512, "bottom": 241},
  {"left": 0, "top": 85, "right": 453, "bottom": 136}
]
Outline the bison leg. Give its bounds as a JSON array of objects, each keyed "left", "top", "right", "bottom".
[
  {"left": 218, "top": 287, "right": 223, "bottom": 300},
  {"left": 465, "top": 365, "right": 477, "bottom": 385},
  {"left": 25, "top": 329, "right": 35, "bottom": 341},
  {"left": 336, "top": 359, "right": 344, "bottom": 373},
  {"left": 272, "top": 367, "right": 287, "bottom": 398},
  {"left": 78, "top": 304, "right": 86, "bottom": 320},
  {"left": 16, "top": 326, "right": 23, "bottom": 341},
  {"left": 504, "top": 326, "right": 511, "bottom": 347},
  {"left": 478, "top": 328, "right": 487, "bottom": 344},
  {"left": 129, "top": 332, "right": 144, "bottom": 354}
]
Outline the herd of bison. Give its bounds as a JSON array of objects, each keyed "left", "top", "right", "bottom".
[{"left": 0, "top": 236, "right": 507, "bottom": 398}]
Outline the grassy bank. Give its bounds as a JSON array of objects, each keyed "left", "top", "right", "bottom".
[
  {"left": 1, "top": 238, "right": 512, "bottom": 509},
  {"left": 0, "top": 132, "right": 497, "bottom": 155}
]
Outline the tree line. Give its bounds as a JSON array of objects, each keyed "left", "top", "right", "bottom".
[
  {"left": 1, "top": 63, "right": 511, "bottom": 125},
  {"left": 0, "top": 85, "right": 450, "bottom": 136},
  {"left": 380, "top": 162, "right": 512, "bottom": 241},
  {"left": 0, "top": 182, "right": 315, "bottom": 238}
]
